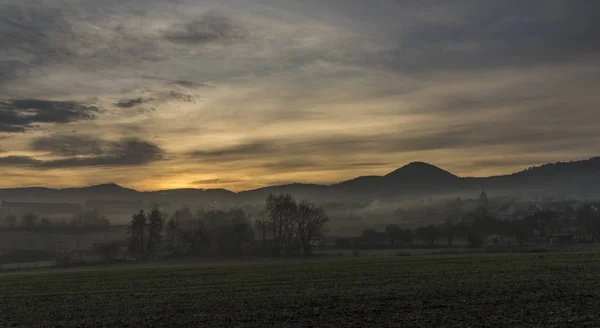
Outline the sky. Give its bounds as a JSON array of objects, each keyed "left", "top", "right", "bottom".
[{"left": 0, "top": 0, "right": 599, "bottom": 191}]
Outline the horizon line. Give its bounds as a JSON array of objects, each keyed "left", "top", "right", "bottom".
[{"left": 1, "top": 156, "right": 597, "bottom": 193}]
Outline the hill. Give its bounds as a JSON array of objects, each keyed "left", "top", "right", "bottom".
[{"left": 1, "top": 157, "right": 600, "bottom": 206}]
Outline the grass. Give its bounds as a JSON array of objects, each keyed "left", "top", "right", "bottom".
[{"left": 2, "top": 253, "right": 600, "bottom": 327}]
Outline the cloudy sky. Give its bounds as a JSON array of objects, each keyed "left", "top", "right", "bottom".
[{"left": 0, "top": 0, "right": 599, "bottom": 191}]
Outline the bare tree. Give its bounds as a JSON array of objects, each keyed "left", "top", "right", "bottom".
[
  {"left": 296, "top": 201, "right": 329, "bottom": 256},
  {"left": 265, "top": 194, "right": 297, "bottom": 256},
  {"left": 255, "top": 210, "right": 272, "bottom": 246}
]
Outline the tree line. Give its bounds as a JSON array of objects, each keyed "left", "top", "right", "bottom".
[
  {"left": 340, "top": 205, "right": 600, "bottom": 249},
  {"left": 2, "top": 209, "right": 110, "bottom": 232},
  {"left": 125, "top": 194, "right": 329, "bottom": 260}
]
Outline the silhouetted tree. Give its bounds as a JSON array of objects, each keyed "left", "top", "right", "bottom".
[
  {"left": 453, "top": 220, "right": 470, "bottom": 242},
  {"left": 173, "top": 209, "right": 256, "bottom": 257},
  {"left": 385, "top": 224, "right": 403, "bottom": 246},
  {"left": 470, "top": 208, "right": 498, "bottom": 237},
  {"left": 254, "top": 211, "right": 272, "bottom": 252},
  {"left": 442, "top": 217, "right": 457, "bottom": 246},
  {"left": 399, "top": 228, "right": 414, "bottom": 245},
  {"left": 165, "top": 217, "right": 178, "bottom": 256},
  {"left": 361, "top": 229, "right": 386, "bottom": 247},
  {"left": 147, "top": 207, "right": 164, "bottom": 259},
  {"left": 174, "top": 208, "right": 194, "bottom": 228},
  {"left": 21, "top": 213, "right": 38, "bottom": 230},
  {"left": 265, "top": 194, "right": 297, "bottom": 256},
  {"left": 416, "top": 225, "right": 440, "bottom": 246},
  {"left": 577, "top": 205, "right": 600, "bottom": 239},
  {"left": 450, "top": 197, "right": 464, "bottom": 217},
  {"left": 127, "top": 210, "right": 147, "bottom": 260},
  {"left": 296, "top": 201, "right": 329, "bottom": 255},
  {"left": 478, "top": 190, "right": 489, "bottom": 209},
  {"left": 231, "top": 209, "right": 255, "bottom": 256}
]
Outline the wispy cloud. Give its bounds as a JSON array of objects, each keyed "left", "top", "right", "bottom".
[
  {"left": 192, "top": 178, "right": 243, "bottom": 185},
  {"left": 162, "top": 14, "right": 246, "bottom": 45},
  {"left": 114, "top": 97, "right": 154, "bottom": 109}
]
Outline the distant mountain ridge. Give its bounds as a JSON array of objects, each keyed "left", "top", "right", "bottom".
[{"left": 2, "top": 157, "right": 600, "bottom": 204}]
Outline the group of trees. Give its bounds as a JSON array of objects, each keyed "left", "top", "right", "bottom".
[
  {"left": 575, "top": 204, "right": 600, "bottom": 238},
  {"left": 125, "top": 194, "right": 329, "bottom": 260},
  {"left": 2, "top": 209, "right": 110, "bottom": 232},
  {"left": 162, "top": 207, "right": 254, "bottom": 258},
  {"left": 347, "top": 205, "right": 600, "bottom": 249},
  {"left": 126, "top": 208, "right": 164, "bottom": 260},
  {"left": 255, "top": 194, "right": 329, "bottom": 256}
]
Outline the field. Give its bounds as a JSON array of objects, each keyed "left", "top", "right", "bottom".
[{"left": 2, "top": 253, "right": 600, "bottom": 327}]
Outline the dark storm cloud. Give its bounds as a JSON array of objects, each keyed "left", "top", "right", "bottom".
[
  {"left": 163, "top": 14, "right": 245, "bottom": 45},
  {"left": 0, "top": 99, "right": 100, "bottom": 133},
  {"left": 0, "top": 137, "right": 164, "bottom": 168},
  {"left": 114, "top": 97, "right": 154, "bottom": 108}
]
